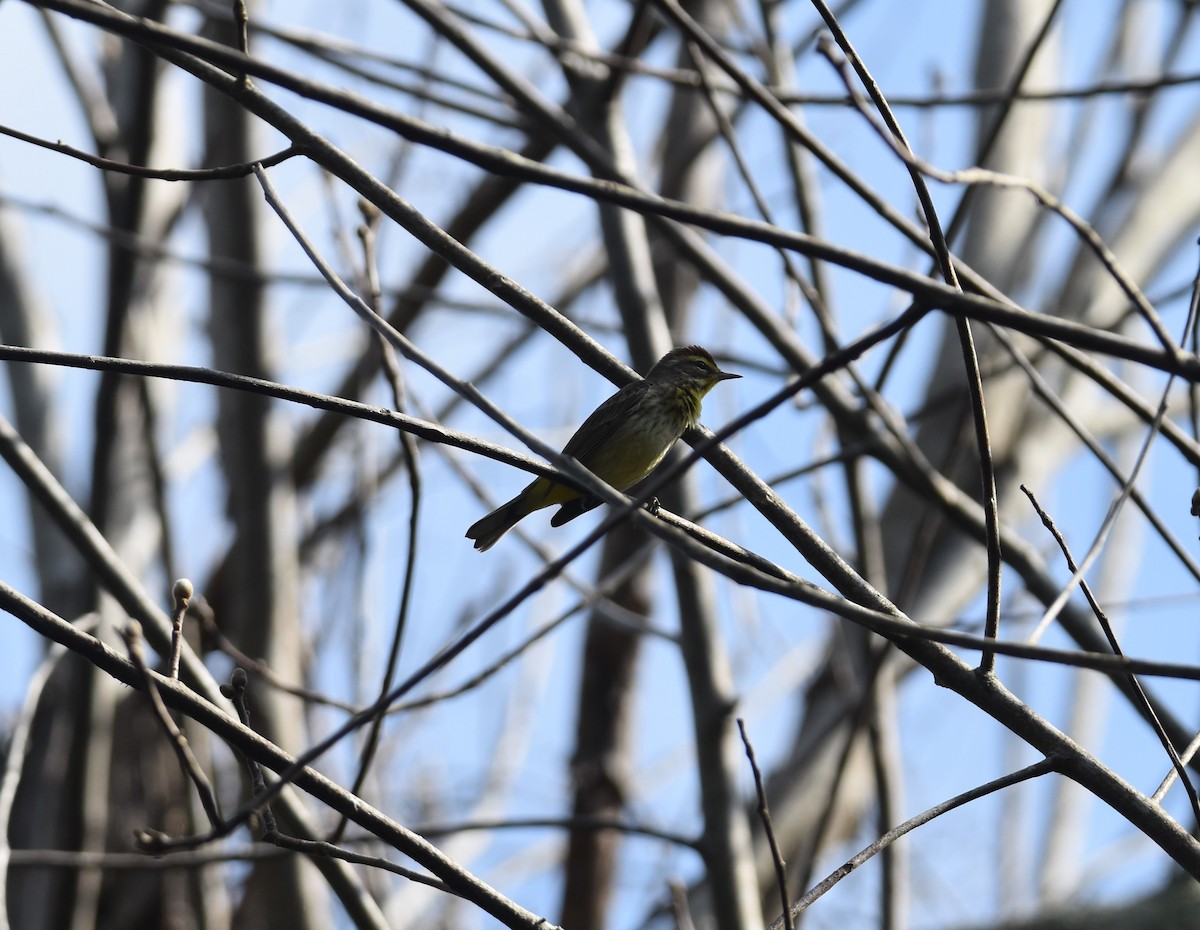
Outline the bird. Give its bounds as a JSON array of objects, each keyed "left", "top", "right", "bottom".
[{"left": 466, "top": 345, "right": 740, "bottom": 551}]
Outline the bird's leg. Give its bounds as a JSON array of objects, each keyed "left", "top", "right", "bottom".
[{"left": 644, "top": 496, "right": 661, "bottom": 516}]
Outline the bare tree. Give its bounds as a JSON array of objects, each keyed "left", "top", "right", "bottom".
[{"left": 3, "top": 1, "right": 1200, "bottom": 929}]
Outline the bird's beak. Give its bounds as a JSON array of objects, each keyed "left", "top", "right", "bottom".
[{"left": 715, "top": 370, "right": 741, "bottom": 381}]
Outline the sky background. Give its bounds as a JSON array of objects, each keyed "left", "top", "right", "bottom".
[{"left": 3, "top": 1, "right": 1200, "bottom": 927}]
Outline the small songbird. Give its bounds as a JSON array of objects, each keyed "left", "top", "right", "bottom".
[{"left": 466, "top": 345, "right": 740, "bottom": 551}]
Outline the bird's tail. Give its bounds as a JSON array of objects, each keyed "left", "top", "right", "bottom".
[{"left": 465, "top": 495, "right": 529, "bottom": 552}]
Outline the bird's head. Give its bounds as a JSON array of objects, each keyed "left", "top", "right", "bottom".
[{"left": 646, "top": 345, "right": 741, "bottom": 399}]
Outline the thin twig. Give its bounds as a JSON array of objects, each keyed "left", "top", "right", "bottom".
[
  {"left": 1155, "top": 727, "right": 1200, "bottom": 802},
  {"left": 219, "top": 668, "right": 276, "bottom": 835},
  {"left": 772, "top": 759, "right": 1059, "bottom": 927},
  {"left": 1020, "top": 487, "right": 1200, "bottom": 826},
  {"left": 232, "top": 0, "right": 249, "bottom": 59},
  {"left": 737, "top": 719, "right": 792, "bottom": 930},
  {"left": 790, "top": 642, "right": 891, "bottom": 896},
  {"left": 416, "top": 815, "right": 699, "bottom": 850},
  {"left": 0, "top": 122, "right": 296, "bottom": 179},
  {"left": 121, "top": 621, "right": 223, "bottom": 829},
  {"left": 332, "top": 199, "right": 424, "bottom": 842}
]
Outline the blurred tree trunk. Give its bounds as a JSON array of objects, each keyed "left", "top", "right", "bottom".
[
  {"left": 199, "top": 9, "right": 326, "bottom": 930},
  {"left": 6, "top": 1, "right": 194, "bottom": 926}
]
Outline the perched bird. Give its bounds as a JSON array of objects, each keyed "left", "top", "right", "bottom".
[{"left": 466, "top": 345, "right": 740, "bottom": 551}]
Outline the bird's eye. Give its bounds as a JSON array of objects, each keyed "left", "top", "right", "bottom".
[{"left": 692, "top": 359, "right": 710, "bottom": 371}]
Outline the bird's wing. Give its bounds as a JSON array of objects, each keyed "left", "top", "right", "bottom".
[{"left": 558, "top": 380, "right": 646, "bottom": 467}]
